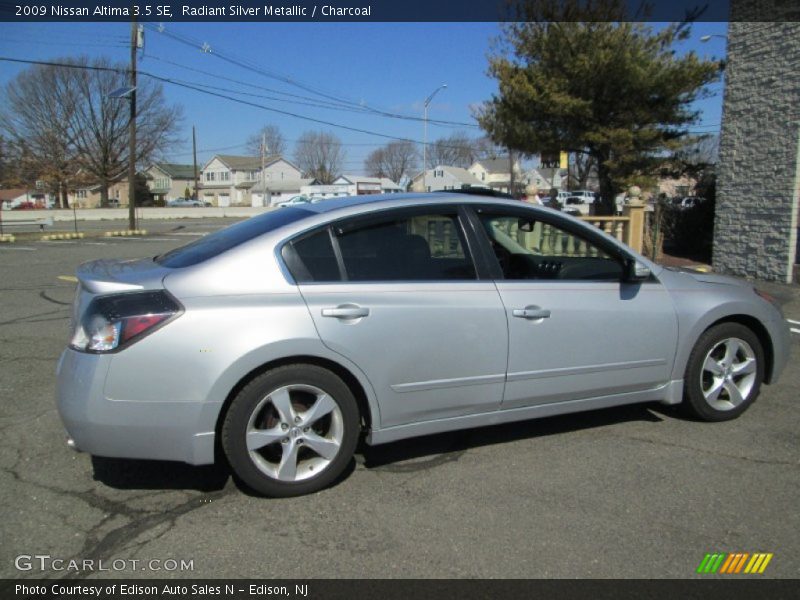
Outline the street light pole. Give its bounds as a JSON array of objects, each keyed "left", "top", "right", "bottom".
[{"left": 422, "top": 84, "right": 447, "bottom": 192}]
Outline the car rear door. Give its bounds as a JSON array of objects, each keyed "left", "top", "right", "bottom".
[
  {"left": 284, "top": 206, "right": 508, "bottom": 429},
  {"left": 469, "top": 206, "right": 678, "bottom": 409}
]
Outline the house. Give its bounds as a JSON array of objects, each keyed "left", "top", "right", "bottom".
[
  {"left": 68, "top": 178, "right": 131, "bottom": 208},
  {"left": 252, "top": 178, "right": 314, "bottom": 207},
  {"left": 199, "top": 155, "right": 302, "bottom": 207},
  {"left": 409, "top": 166, "right": 483, "bottom": 192},
  {"left": 524, "top": 167, "right": 564, "bottom": 193},
  {"left": 302, "top": 175, "right": 403, "bottom": 201},
  {"left": 468, "top": 157, "right": 524, "bottom": 193},
  {"left": 1, "top": 188, "right": 32, "bottom": 210},
  {"left": 145, "top": 163, "right": 197, "bottom": 204}
]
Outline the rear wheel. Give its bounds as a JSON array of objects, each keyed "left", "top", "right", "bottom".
[
  {"left": 222, "top": 365, "right": 360, "bottom": 497},
  {"left": 682, "top": 323, "right": 764, "bottom": 421}
]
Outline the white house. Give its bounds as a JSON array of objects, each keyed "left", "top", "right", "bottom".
[
  {"left": 302, "top": 175, "right": 403, "bottom": 201},
  {"left": 200, "top": 155, "right": 302, "bottom": 207},
  {"left": 145, "top": 163, "right": 197, "bottom": 204},
  {"left": 524, "top": 167, "right": 564, "bottom": 193},
  {"left": 252, "top": 178, "right": 314, "bottom": 207},
  {"left": 409, "top": 166, "right": 483, "bottom": 192},
  {"left": 468, "top": 157, "right": 524, "bottom": 194}
]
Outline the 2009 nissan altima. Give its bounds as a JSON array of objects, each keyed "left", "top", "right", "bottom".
[{"left": 56, "top": 193, "right": 791, "bottom": 496}]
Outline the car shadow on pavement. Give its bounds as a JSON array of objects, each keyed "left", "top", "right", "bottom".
[
  {"left": 91, "top": 456, "right": 230, "bottom": 492},
  {"left": 358, "top": 403, "right": 666, "bottom": 470},
  {"left": 89, "top": 404, "right": 666, "bottom": 493}
]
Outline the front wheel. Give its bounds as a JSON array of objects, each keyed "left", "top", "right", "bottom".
[
  {"left": 682, "top": 323, "right": 764, "bottom": 422},
  {"left": 222, "top": 365, "right": 360, "bottom": 497}
]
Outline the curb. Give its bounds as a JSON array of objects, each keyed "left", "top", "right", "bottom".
[
  {"left": 41, "top": 233, "right": 85, "bottom": 241},
  {"left": 104, "top": 230, "right": 148, "bottom": 237}
]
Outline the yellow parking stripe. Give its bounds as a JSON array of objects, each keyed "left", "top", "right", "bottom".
[
  {"left": 744, "top": 554, "right": 760, "bottom": 573},
  {"left": 758, "top": 554, "right": 773, "bottom": 574},
  {"left": 57, "top": 275, "right": 78, "bottom": 282}
]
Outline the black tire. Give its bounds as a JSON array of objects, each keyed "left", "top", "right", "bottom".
[
  {"left": 222, "top": 364, "right": 360, "bottom": 497},
  {"left": 682, "top": 322, "right": 764, "bottom": 422}
]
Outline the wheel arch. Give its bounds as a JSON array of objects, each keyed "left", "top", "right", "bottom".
[
  {"left": 214, "top": 355, "right": 376, "bottom": 462},
  {"left": 701, "top": 315, "right": 775, "bottom": 384}
]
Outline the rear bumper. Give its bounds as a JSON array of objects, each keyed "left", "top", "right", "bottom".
[{"left": 55, "top": 349, "right": 220, "bottom": 465}]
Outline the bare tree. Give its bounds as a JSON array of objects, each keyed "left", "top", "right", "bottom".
[
  {"left": 567, "top": 152, "right": 598, "bottom": 190},
  {"left": 427, "top": 131, "right": 477, "bottom": 169},
  {"left": 294, "top": 131, "right": 345, "bottom": 184},
  {"left": 472, "top": 136, "right": 503, "bottom": 161},
  {"left": 364, "top": 140, "right": 418, "bottom": 183},
  {"left": 245, "top": 124, "right": 287, "bottom": 157},
  {"left": 62, "top": 57, "right": 182, "bottom": 206},
  {"left": 1, "top": 60, "right": 79, "bottom": 207}
]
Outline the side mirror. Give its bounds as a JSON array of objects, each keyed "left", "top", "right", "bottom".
[{"left": 625, "top": 260, "right": 651, "bottom": 282}]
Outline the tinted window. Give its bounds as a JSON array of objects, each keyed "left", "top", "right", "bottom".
[
  {"left": 337, "top": 212, "right": 476, "bottom": 281},
  {"left": 284, "top": 229, "right": 339, "bottom": 283},
  {"left": 156, "top": 208, "right": 309, "bottom": 268},
  {"left": 479, "top": 213, "right": 623, "bottom": 281}
]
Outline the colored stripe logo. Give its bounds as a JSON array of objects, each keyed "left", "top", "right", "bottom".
[{"left": 697, "top": 553, "right": 773, "bottom": 574}]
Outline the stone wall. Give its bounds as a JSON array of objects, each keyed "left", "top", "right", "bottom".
[{"left": 713, "top": 5, "right": 800, "bottom": 283}]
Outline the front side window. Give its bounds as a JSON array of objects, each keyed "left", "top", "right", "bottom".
[{"left": 478, "top": 213, "right": 624, "bottom": 281}]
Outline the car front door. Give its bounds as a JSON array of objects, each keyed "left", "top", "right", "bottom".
[
  {"left": 283, "top": 206, "right": 508, "bottom": 429},
  {"left": 471, "top": 207, "right": 678, "bottom": 410}
]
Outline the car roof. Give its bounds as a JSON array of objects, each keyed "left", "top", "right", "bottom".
[{"left": 296, "top": 192, "right": 526, "bottom": 216}]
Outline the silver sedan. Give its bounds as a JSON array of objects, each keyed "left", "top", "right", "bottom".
[{"left": 56, "top": 194, "right": 791, "bottom": 496}]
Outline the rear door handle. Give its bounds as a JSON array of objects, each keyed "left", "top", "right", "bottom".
[
  {"left": 321, "top": 305, "right": 370, "bottom": 319},
  {"left": 512, "top": 306, "right": 551, "bottom": 320}
]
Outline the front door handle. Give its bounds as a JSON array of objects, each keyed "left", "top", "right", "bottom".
[
  {"left": 512, "top": 306, "right": 551, "bottom": 320},
  {"left": 321, "top": 305, "right": 370, "bottom": 319}
]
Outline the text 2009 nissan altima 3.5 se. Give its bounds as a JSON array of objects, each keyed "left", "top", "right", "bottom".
[{"left": 56, "top": 193, "right": 791, "bottom": 497}]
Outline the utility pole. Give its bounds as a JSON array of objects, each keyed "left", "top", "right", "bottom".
[
  {"left": 127, "top": 18, "right": 138, "bottom": 231},
  {"left": 192, "top": 126, "right": 198, "bottom": 200},
  {"left": 260, "top": 132, "right": 266, "bottom": 207},
  {"left": 508, "top": 149, "right": 515, "bottom": 197}
]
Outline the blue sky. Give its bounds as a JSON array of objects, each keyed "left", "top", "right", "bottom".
[{"left": 0, "top": 21, "right": 728, "bottom": 174}]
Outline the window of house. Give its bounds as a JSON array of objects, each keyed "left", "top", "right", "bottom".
[
  {"left": 205, "top": 172, "right": 216, "bottom": 182},
  {"left": 478, "top": 212, "right": 624, "bottom": 281},
  {"left": 219, "top": 171, "right": 231, "bottom": 182}
]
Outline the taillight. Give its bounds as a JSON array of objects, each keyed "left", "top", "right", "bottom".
[{"left": 70, "top": 291, "right": 182, "bottom": 353}]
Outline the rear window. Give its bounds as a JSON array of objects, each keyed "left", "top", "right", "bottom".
[{"left": 156, "top": 208, "right": 309, "bottom": 268}]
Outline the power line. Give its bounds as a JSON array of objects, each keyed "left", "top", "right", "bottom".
[{"left": 144, "top": 24, "right": 478, "bottom": 129}]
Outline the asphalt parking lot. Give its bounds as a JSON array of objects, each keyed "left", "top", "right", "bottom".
[{"left": 1, "top": 219, "right": 799, "bottom": 580}]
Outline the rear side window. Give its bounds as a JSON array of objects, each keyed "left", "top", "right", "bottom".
[
  {"left": 156, "top": 208, "right": 309, "bottom": 268},
  {"left": 283, "top": 229, "right": 339, "bottom": 283},
  {"left": 283, "top": 211, "right": 477, "bottom": 283}
]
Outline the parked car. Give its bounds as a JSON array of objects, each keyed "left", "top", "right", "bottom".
[
  {"left": 671, "top": 196, "right": 706, "bottom": 210},
  {"left": 57, "top": 193, "right": 791, "bottom": 497},
  {"left": 11, "top": 201, "right": 38, "bottom": 210},
  {"left": 277, "top": 195, "right": 311, "bottom": 208},
  {"left": 167, "top": 198, "right": 204, "bottom": 207},
  {"left": 568, "top": 190, "right": 598, "bottom": 204},
  {"left": 563, "top": 196, "right": 590, "bottom": 216}
]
